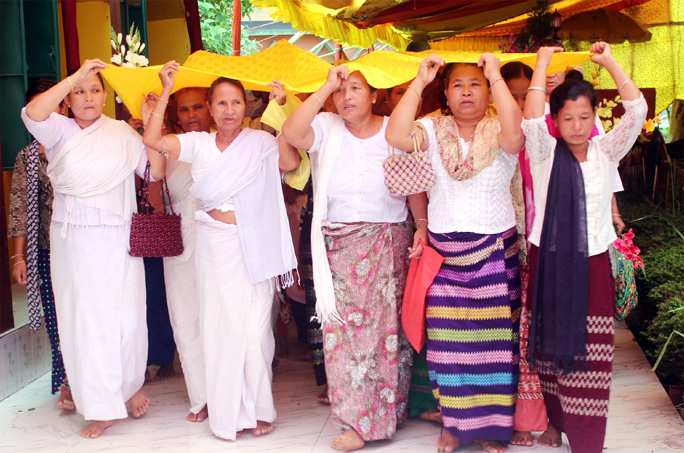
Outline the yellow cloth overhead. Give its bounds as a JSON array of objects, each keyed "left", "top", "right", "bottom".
[{"left": 100, "top": 40, "right": 590, "bottom": 119}]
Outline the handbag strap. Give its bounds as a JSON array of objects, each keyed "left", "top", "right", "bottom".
[
  {"left": 386, "top": 133, "right": 422, "bottom": 158},
  {"left": 140, "top": 161, "right": 176, "bottom": 216}
]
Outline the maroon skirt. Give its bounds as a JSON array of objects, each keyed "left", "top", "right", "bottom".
[{"left": 528, "top": 245, "right": 615, "bottom": 453}]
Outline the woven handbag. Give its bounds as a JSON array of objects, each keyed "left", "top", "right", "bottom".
[
  {"left": 129, "top": 162, "right": 184, "bottom": 258},
  {"left": 383, "top": 133, "right": 436, "bottom": 196},
  {"left": 614, "top": 249, "right": 638, "bottom": 321}
]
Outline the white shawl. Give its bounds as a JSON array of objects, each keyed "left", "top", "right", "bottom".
[
  {"left": 47, "top": 115, "right": 142, "bottom": 238},
  {"left": 190, "top": 128, "right": 297, "bottom": 286},
  {"left": 310, "top": 114, "right": 347, "bottom": 324}
]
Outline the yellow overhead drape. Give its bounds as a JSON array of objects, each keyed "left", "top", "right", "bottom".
[{"left": 102, "top": 40, "right": 590, "bottom": 119}]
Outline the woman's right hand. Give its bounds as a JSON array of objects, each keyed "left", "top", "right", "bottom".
[
  {"left": 416, "top": 54, "right": 445, "bottom": 88},
  {"left": 535, "top": 46, "right": 564, "bottom": 69},
  {"left": 158, "top": 61, "right": 180, "bottom": 92},
  {"left": 12, "top": 261, "right": 27, "bottom": 285},
  {"left": 323, "top": 65, "right": 349, "bottom": 91},
  {"left": 72, "top": 59, "right": 108, "bottom": 85}
]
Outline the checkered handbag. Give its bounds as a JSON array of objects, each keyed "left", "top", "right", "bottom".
[
  {"left": 383, "top": 134, "right": 436, "bottom": 196},
  {"left": 129, "top": 162, "right": 184, "bottom": 258}
]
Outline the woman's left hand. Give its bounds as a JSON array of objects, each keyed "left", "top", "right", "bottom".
[
  {"left": 408, "top": 227, "right": 428, "bottom": 259},
  {"left": 590, "top": 41, "right": 613, "bottom": 66},
  {"left": 267, "top": 79, "right": 287, "bottom": 106},
  {"left": 478, "top": 53, "right": 501, "bottom": 82}
]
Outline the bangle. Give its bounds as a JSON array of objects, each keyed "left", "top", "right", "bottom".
[
  {"left": 408, "top": 85, "right": 422, "bottom": 99},
  {"left": 157, "top": 97, "right": 169, "bottom": 104},
  {"left": 66, "top": 76, "right": 76, "bottom": 91},
  {"left": 160, "top": 135, "right": 169, "bottom": 159},
  {"left": 613, "top": 213, "right": 622, "bottom": 218},
  {"left": 618, "top": 78, "right": 632, "bottom": 91},
  {"left": 527, "top": 86, "right": 547, "bottom": 94},
  {"left": 415, "top": 122, "right": 426, "bottom": 144},
  {"left": 10, "top": 254, "right": 24, "bottom": 259},
  {"left": 311, "top": 93, "right": 324, "bottom": 107},
  {"left": 150, "top": 111, "right": 163, "bottom": 118},
  {"left": 490, "top": 77, "right": 504, "bottom": 88},
  {"left": 13, "top": 261, "right": 25, "bottom": 267},
  {"left": 414, "top": 218, "right": 428, "bottom": 227}
]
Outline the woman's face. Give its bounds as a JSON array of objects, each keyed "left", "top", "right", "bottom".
[
  {"left": 444, "top": 65, "right": 490, "bottom": 122},
  {"left": 66, "top": 75, "right": 106, "bottom": 125},
  {"left": 387, "top": 80, "right": 422, "bottom": 117},
  {"left": 209, "top": 83, "right": 246, "bottom": 133},
  {"left": 332, "top": 71, "right": 376, "bottom": 122},
  {"left": 554, "top": 96, "right": 596, "bottom": 148},
  {"left": 176, "top": 89, "right": 212, "bottom": 132},
  {"left": 506, "top": 76, "right": 531, "bottom": 111}
]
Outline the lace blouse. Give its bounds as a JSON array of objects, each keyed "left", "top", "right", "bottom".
[{"left": 522, "top": 95, "right": 648, "bottom": 255}]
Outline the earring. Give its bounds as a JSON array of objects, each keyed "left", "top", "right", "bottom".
[{"left": 372, "top": 100, "right": 376, "bottom": 104}]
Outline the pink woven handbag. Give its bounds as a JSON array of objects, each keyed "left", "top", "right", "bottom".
[
  {"left": 383, "top": 133, "right": 436, "bottom": 196},
  {"left": 129, "top": 162, "right": 184, "bottom": 257}
]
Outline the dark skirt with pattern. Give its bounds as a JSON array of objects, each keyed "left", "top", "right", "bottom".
[
  {"left": 38, "top": 249, "right": 68, "bottom": 393},
  {"left": 528, "top": 245, "right": 615, "bottom": 453},
  {"left": 426, "top": 227, "right": 521, "bottom": 445}
]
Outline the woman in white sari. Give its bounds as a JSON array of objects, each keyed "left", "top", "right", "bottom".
[
  {"left": 143, "top": 62, "right": 300, "bottom": 441},
  {"left": 21, "top": 59, "right": 165, "bottom": 438}
]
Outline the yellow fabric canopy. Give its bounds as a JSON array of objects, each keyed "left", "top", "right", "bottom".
[{"left": 101, "top": 40, "right": 590, "bottom": 119}]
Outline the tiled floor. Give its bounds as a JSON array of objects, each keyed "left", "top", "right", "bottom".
[{"left": 0, "top": 324, "right": 682, "bottom": 452}]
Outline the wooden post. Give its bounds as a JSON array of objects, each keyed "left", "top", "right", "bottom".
[
  {"left": 232, "top": 0, "right": 242, "bottom": 56},
  {"left": 0, "top": 134, "right": 15, "bottom": 332},
  {"left": 184, "top": 0, "right": 204, "bottom": 52},
  {"left": 334, "top": 42, "right": 342, "bottom": 61}
]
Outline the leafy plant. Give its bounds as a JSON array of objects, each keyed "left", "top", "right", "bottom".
[
  {"left": 198, "top": 0, "right": 259, "bottom": 55},
  {"left": 110, "top": 23, "right": 148, "bottom": 68}
]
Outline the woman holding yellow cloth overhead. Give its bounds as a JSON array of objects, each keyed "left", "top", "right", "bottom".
[{"left": 386, "top": 53, "right": 525, "bottom": 453}]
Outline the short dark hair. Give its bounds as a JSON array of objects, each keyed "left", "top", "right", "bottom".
[
  {"left": 549, "top": 78, "right": 598, "bottom": 118},
  {"left": 500, "top": 61, "right": 533, "bottom": 83},
  {"left": 25, "top": 78, "right": 58, "bottom": 104},
  {"left": 564, "top": 69, "right": 584, "bottom": 82},
  {"left": 66, "top": 66, "right": 104, "bottom": 89},
  {"left": 443, "top": 63, "right": 489, "bottom": 88},
  {"left": 208, "top": 77, "right": 245, "bottom": 105}
]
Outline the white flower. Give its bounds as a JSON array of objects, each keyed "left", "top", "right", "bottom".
[
  {"left": 125, "top": 50, "right": 135, "bottom": 63},
  {"left": 359, "top": 416, "right": 371, "bottom": 433},
  {"left": 111, "top": 39, "right": 117, "bottom": 50},
  {"left": 380, "top": 387, "right": 396, "bottom": 403},
  {"left": 385, "top": 335, "right": 398, "bottom": 352},
  {"left": 324, "top": 333, "right": 337, "bottom": 351},
  {"left": 110, "top": 54, "right": 122, "bottom": 66},
  {"left": 126, "top": 34, "right": 133, "bottom": 46},
  {"left": 137, "top": 55, "right": 149, "bottom": 67},
  {"left": 348, "top": 312, "right": 363, "bottom": 326},
  {"left": 134, "top": 42, "right": 140, "bottom": 51},
  {"left": 120, "top": 44, "right": 125, "bottom": 55},
  {"left": 122, "top": 62, "right": 136, "bottom": 68},
  {"left": 117, "top": 32, "right": 122, "bottom": 44},
  {"left": 356, "top": 259, "right": 370, "bottom": 277},
  {"left": 140, "top": 43, "right": 145, "bottom": 52}
]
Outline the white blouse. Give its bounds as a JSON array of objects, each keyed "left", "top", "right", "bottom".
[
  {"left": 310, "top": 114, "right": 408, "bottom": 224},
  {"left": 21, "top": 109, "right": 148, "bottom": 226},
  {"left": 522, "top": 95, "right": 648, "bottom": 255},
  {"left": 417, "top": 117, "right": 519, "bottom": 235}
]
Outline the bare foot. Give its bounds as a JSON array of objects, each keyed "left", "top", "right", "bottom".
[
  {"left": 128, "top": 389, "right": 150, "bottom": 418},
  {"left": 236, "top": 430, "right": 243, "bottom": 438},
  {"left": 475, "top": 440, "right": 508, "bottom": 453},
  {"left": 419, "top": 408, "right": 443, "bottom": 424},
  {"left": 186, "top": 404, "right": 208, "bottom": 422},
  {"left": 56, "top": 388, "right": 76, "bottom": 411},
  {"left": 79, "top": 420, "right": 113, "bottom": 438},
  {"left": 252, "top": 420, "right": 274, "bottom": 436},
  {"left": 156, "top": 363, "right": 176, "bottom": 379},
  {"left": 437, "top": 429, "right": 460, "bottom": 453},
  {"left": 537, "top": 422, "right": 562, "bottom": 448},
  {"left": 511, "top": 430, "right": 534, "bottom": 446},
  {"left": 331, "top": 429, "right": 365, "bottom": 451},
  {"left": 316, "top": 384, "right": 330, "bottom": 404}
]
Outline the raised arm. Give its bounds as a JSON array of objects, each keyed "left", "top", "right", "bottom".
[
  {"left": 386, "top": 54, "right": 444, "bottom": 152},
  {"left": 524, "top": 47, "right": 563, "bottom": 120},
  {"left": 25, "top": 59, "right": 107, "bottom": 121},
  {"left": 142, "top": 61, "right": 182, "bottom": 160},
  {"left": 590, "top": 41, "right": 640, "bottom": 102},
  {"left": 281, "top": 66, "right": 348, "bottom": 150},
  {"left": 278, "top": 134, "right": 301, "bottom": 172},
  {"left": 479, "top": 53, "right": 524, "bottom": 154}
]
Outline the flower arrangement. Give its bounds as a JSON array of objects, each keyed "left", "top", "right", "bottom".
[
  {"left": 614, "top": 229, "right": 645, "bottom": 269},
  {"left": 498, "top": 34, "right": 535, "bottom": 53},
  {"left": 110, "top": 24, "right": 149, "bottom": 68}
]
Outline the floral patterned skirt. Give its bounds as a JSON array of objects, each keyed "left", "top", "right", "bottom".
[{"left": 322, "top": 221, "right": 413, "bottom": 441}]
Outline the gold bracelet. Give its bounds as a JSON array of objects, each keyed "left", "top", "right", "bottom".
[
  {"left": 157, "top": 97, "right": 169, "bottom": 104},
  {"left": 13, "top": 261, "right": 26, "bottom": 267},
  {"left": 311, "top": 93, "right": 324, "bottom": 107},
  {"left": 66, "top": 76, "right": 76, "bottom": 91},
  {"left": 612, "top": 213, "right": 622, "bottom": 218},
  {"left": 408, "top": 85, "right": 422, "bottom": 99},
  {"left": 414, "top": 218, "right": 428, "bottom": 227},
  {"left": 150, "top": 111, "right": 163, "bottom": 117}
]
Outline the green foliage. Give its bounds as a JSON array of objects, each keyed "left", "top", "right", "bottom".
[
  {"left": 198, "top": 0, "right": 259, "bottom": 55},
  {"left": 515, "top": 0, "right": 554, "bottom": 49}
]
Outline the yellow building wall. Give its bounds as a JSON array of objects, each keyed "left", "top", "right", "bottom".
[{"left": 147, "top": 18, "right": 191, "bottom": 65}]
